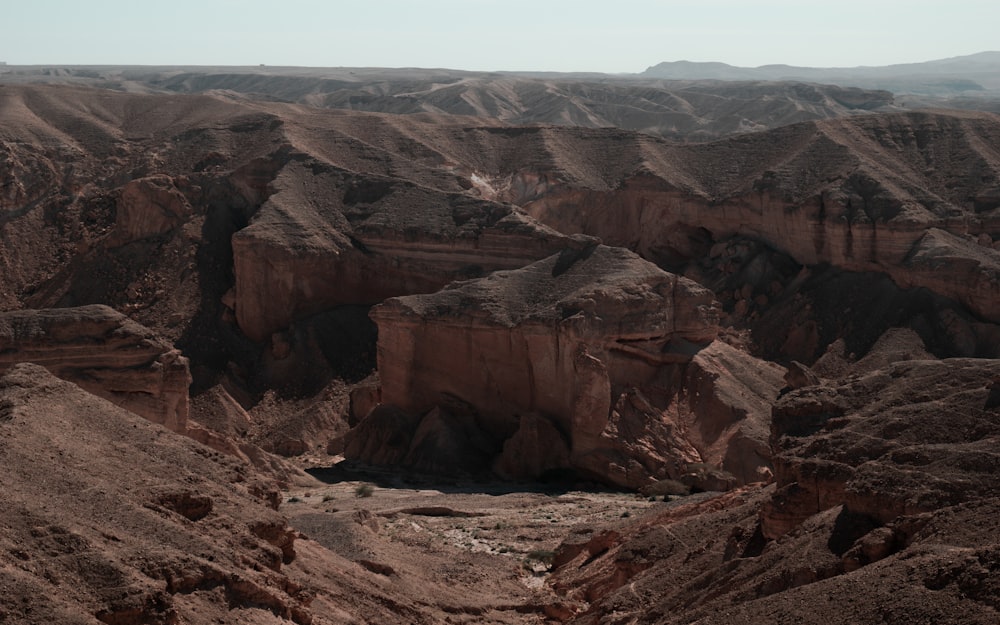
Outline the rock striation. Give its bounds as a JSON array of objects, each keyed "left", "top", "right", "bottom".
[
  {"left": 520, "top": 111, "right": 1000, "bottom": 328},
  {"left": 0, "top": 305, "right": 191, "bottom": 431},
  {"left": 231, "top": 159, "right": 584, "bottom": 343},
  {"left": 546, "top": 353, "right": 1000, "bottom": 625},
  {"left": 363, "top": 244, "right": 783, "bottom": 488},
  {"left": 764, "top": 356, "right": 1000, "bottom": 539}
]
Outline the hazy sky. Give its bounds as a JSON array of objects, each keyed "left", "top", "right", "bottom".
[{"left": 2, "top": 0, "right": 997, "bottom": 72}]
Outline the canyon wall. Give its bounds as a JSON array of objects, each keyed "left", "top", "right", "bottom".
[
  {"left": 0, "top": 305, "right": 191, "bottom": 431},
  {"left": 230, "top": 160, "right": 588, "bottom": 343},
  {"left": 367, "top": 245, "right": 782, "bottom": 488}
]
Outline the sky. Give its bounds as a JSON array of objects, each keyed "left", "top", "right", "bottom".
[{"left": 2, "top": 0, "right": 998, "bottom": 73}]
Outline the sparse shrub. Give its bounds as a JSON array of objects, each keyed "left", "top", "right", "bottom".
[
  {"left": 354, "top": 483, "right": 374, "bottom": 498},
  {"left": 640, "top": 478, "right": 691, "bottom": 497},
  {"left": 525, "top": 549, "right": 555, "bottom": 565},
  {"left": 287, "top": 496, "right": 302, "bottom": 503},
  {"left": 621, "top": 510, "right": 631, "bottom": 518},
  {"left": 322, "top": 493, "right": 335, "bottom": 502}
]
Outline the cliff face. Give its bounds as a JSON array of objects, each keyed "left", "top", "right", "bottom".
[
  {"left": 519, "top": 112, "right": 1000, "bottom": 326},
  {"left": 231, "top": 159, "right": 581, "bottom": 343},
  {"left": 366, "top": 245, "right": 781, "bottom": 488},
  {"left": 0, "top": 305, "right": 191, "bottom": 431}
]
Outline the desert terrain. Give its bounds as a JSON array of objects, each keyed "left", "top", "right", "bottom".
[{"left": 2, "top": 57, "right": 1000, "bottom": 624}]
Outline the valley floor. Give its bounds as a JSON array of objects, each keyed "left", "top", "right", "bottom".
[{"left": 281, "top": 461, "right": 725, "bottom": 623}]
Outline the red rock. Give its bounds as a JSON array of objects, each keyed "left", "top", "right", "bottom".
[
  {"left": 231, "top": 160, "right": 587, "bottom": 342},
  {"left": 522, "top": 112, "right": 1000, "bottom": 327},
  {"left": 0, "top": 363, "right": 309, "bottom": 624},
  {"left": 370, "top": 245, "right": 728, "bottom": 488},
  {"left": 0, "top": 305, "right": 190, "bottom": 431},
  {"left": 106, "top": 175, "right": 192, "bottom": 247},
  {"left": 765, "top": 357, "right": 1000, "bottom": 539},
  {"left": 493, "top": 412, "right": 573, "bottom": 480}
]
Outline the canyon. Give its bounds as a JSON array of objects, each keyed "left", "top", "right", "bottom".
[{"left": 1, "top": 69, "right": 1000, "bottom": 624}]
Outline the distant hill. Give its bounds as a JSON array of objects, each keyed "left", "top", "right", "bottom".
[
  {"left": 642, "top": 51, "right": 1000, "bottom": 95},
  {"left": 0, "top": 65, "right": 893, "bottom": 141}
]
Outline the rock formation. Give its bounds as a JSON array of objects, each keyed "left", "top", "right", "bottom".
[
  {"left": 518, "top": 111, "right": 1000, "bottom": 330},
  {"left": 2, "top": 74, "right": 1000, "bottom": 625},
  {"left": 105, "top": 175, "right": 193, "bottom": 248},
  {"left": 546, "top": 351, "right": 1000, "bottom": 625},
  {"left": 0, "top": 305, "right": 191, "bottom": 431},
  {"left": 764, "top": 355, "right": 1000, "bottom": 539},
  {"left": 231, "top": 159, "right": 582, "bottom": 343},
  {"left": 364, "top": 244, "right": 782, "bottom": 488}
]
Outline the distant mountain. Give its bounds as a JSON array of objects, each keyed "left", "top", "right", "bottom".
[{"left": 642, "top": 51, "right": 1000, "bottom": 95}]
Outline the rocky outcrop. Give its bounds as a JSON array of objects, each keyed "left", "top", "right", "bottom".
[
  {"left": 520, "top": 111, "right": 1000, "bottom": 327},
  {"left": 674, "top": 341, "right": 786, "bottom": 484},
  {"left": 366, "top": 245, "right": 733, "bottom": 488},
  {"left": 493, "top": 412, "right": 572, "bottom": 480},
  {"left": 105, "top": 175, "right": 193, "bottom": 247},
  {"left": 763, "top": 357, "right": 1000, "bottom": 539},
  {"left": 0, "top": 305, "right": 190, "bottom": 431},
  {"left": 231, "top": 160, "right": 585, "bottom": 342}
]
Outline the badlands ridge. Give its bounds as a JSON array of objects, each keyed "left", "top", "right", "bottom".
[{"left": 1, "top": 75, "right": 1000, "bottom": 624}]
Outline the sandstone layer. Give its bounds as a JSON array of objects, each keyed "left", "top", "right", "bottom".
[
  {"left": 519, "top": 111, "right": 1000, "bottom": 330},
  {"left": 231, "top": 158, "right": 584, "bottom": 343},
  {"left": 3, "top": 86, "right": 998, "bottom": 371},
  {"left": 0, "top": 304, "right": 190, "bottom": 431},
  {"left": 363, "top": 245, "right": 782, "bottom": 488}
]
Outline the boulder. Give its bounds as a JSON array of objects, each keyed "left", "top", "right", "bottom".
[
  {"left": 676, "top": 340, "right": 786, "bottom": 484},
  {"left": 106, "top": 175, "right": 192, "bottom": 247},
  {"left": 784, "top": 360, "right": 821, "bottom": 390}
]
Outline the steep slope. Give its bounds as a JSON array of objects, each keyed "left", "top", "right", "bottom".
[
  {"left": 0, "top": 304, "right": 190, "bottom": 430},
  {"left": 0, "top": 364, "right": 308, "bottom": 624}
]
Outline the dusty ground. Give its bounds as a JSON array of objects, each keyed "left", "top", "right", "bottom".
[{"left": 281, "top": 461, "right": 720, "bottom": 622}]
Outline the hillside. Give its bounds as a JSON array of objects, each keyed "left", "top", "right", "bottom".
[{"left": 0, "top": 66, "right": 893, "bottom": 141}]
